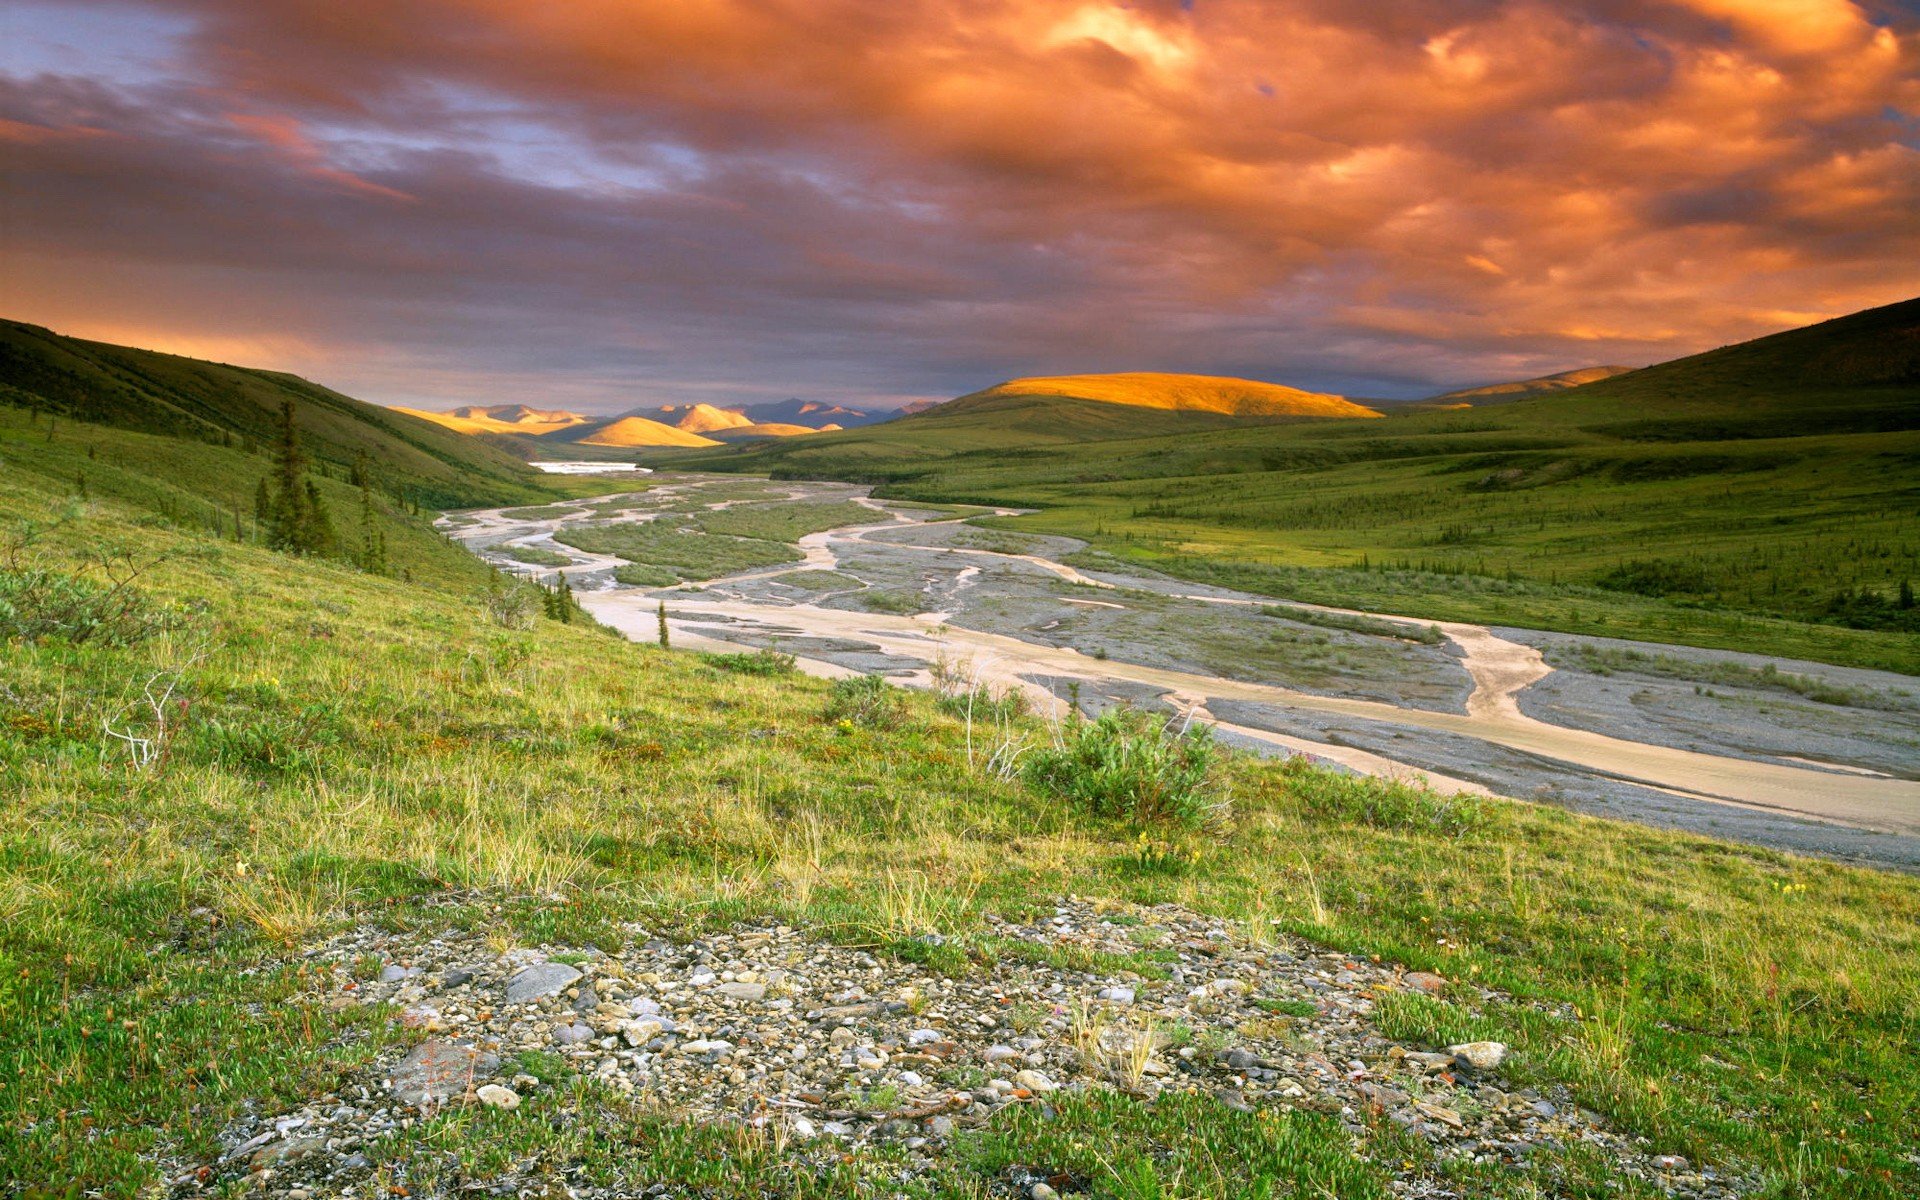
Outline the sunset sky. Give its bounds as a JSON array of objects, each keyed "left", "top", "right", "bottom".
[{"left": 4, "top": 1, "right": 1918, "bottom": 412}]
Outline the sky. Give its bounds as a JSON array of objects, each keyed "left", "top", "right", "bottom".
[{"left": 3, "top": 1, "right": 1918, "bottom": 412}]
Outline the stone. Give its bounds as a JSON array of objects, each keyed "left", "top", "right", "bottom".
[
  {"left": 378, "top": 964, "right": 412, "bottom": 984},
  {"left": 388, "top": 1040, "right": 500, "bottom": 1108},
  {"left": 1012, "top": 1069, "right": 1057, "bottom": 1093},
  {"left": 1402, "top": 972, "right": 1448, "bottom": 995},
  {"left": 718, "top": 981, "right": 767, "bottom": 1002},
  {"left": 572, "top": 984, "right": 600, "bottom": 1013},
  {"left": 1446, "top": 1042, "right": 1508, "bottom": 1071},
  {"left": 1098, "top": 986, "right": 1136, "bottom": 1004},
  {"left": 439, "top": 967, "right": 474, "bottom": 989},
  {"left": 681, "top": 1039, "right": 733, "bottom": 1055},
  {"left": 926, "top": 1115, "right": 954, "bottom": 1138},
  {"left": 553, "top": 1023, "right": 594, "bottom": 1046},
  {"left": 506, "top": 962, "right": 582, "bottom": 1005},
  {"left": 1222, "top": 1047, "right": 1260, "bottom": 1071},
  {"left": 253, "top": 1134, "right": 327, "bottom": 1167},
  {"left": 475, "top": 1084, "right": 520, "bottom": 1110}
]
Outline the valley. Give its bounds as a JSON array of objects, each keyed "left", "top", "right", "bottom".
[{"left": 449, "top": 476, "right": 1920, "bottom": 870}]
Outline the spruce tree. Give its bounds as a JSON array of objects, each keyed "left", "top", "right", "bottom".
[
  {"left": 657, "top": 599, "right": 670, "bottom": 648},
  {"left": 265, "top": 401, "right": 311, "bottom": 550},
  {"left": 301, "top": 481, "right": 338, "bottom": 555}
]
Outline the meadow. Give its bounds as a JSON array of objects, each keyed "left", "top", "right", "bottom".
[{"left": 3, "top": 401, "right": 1919, "bottom": 1197}]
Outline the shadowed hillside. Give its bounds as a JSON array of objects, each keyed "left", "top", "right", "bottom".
[{"left": 0, "top": 320, "right": 548, "bottom": 507}]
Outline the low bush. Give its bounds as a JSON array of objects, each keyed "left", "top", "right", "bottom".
[
  {"left": 702, "top": 648, "right": 798, "bottom": 676},
  {"left": 1280, "top": 761, "right": 1485, "bottom": 837},
  {"left": 0, "top": 567, "right": 174, "bottom": 647},
  {"left": 1024, "top": 708, "right": 1223, "bottom": 828},
  {"left": 824, "top": 673, "right": 905, "bottom": 728}
]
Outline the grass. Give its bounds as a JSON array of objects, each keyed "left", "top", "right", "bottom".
[
  {"left": 501, "top": 544, "right": 573, "bottom": 566},
  {"left": 3, "top": 405, "right": 1919, "bottom": 1197},
  {"left": 554, "top": 518, "right": 799, "bottom": 581},
  {"left": 1546, "top": 642, "right": 1915, "bottom": 710}
]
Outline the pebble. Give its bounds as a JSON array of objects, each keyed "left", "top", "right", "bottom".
[{"left": 206, "top": 899, "right": 1738, "bottom": 1199}]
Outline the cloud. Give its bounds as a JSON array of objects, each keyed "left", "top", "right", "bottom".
[{"left": 2, "top": 0, "right": 1916, "bottom": 407}]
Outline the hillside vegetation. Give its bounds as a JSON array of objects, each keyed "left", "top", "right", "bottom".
[
  {"left": 676, "top": 299, "right": 1920, "bottom": 670},
  {"left": 3, "top": 400, "right": 1919, "bottom": 1198},
  {"left": 0, "top": 320, "right": 547, "bottom": 508},
  {"left": 961, "top": 372, "right": 1381, "bottom": 418}
]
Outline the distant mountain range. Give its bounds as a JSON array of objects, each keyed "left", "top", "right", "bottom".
[{"left": 396, "top": 397, "right": 884, "bottom": 451}]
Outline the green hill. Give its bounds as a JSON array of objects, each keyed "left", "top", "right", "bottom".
[
  {"left": 674, "top": 297, "right": 1920, "bottom": 668},
  {"left": 0, "top": 320, "right": 550, "bottom": 507}
]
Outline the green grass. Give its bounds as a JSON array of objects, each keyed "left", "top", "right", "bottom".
[
  {"left": 502, "top": 544, "right": 573, "bottom": 566},
  {"left": 3, "top": 406, "right": 1919, "bottom": 1197},
  {"left": 554, "top": 518, "right": 800, "bottom": 580},
  {"left": 1544, "top": 642, "right": 1915, "bottom": 710}
]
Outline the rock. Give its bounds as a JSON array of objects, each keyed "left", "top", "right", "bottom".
[
  {"left": 718, "top": 981, "right": 767, "bottom": 1002},
  {"left": 681, "top": 1039, "right": 733, "bottom": 1055},
  {"left": 378, "top": 964, "right": 413, "bottom": 984},
  {"left": 1447, "top": 1041, "right": 1508, "bottom": 1071},
  {"left": 983, "top": 1044, "right": 1022, "bottom": 1063},
  {"left": 621, "top": 1018, "right": 666, "bottom": 1046},
  {"left": 1222, "top": 1047, "right": 1260, "bottom": 1071},
  {"left": 506, "top": 962, "right": 582, "bottom": 1004},
  {"left": 1653, "top": 1154, "right": 1689, "bottom": 1171},
  {"left": 1402, "top": 971, "right": 1448, "bottom": 995},
  {"left": 572, "top": 984, "right": 599, "bottom": 1013},
  {"left": 1031, "top": 1185, "right": 1061, "bottom": 1200},
  {"left": 553, "top": 1022, "right": 594, "bottom": 1046},
  {"left": 439, "top": 966, "right": 474, "bottom": 989},
  {"left": 1012, "top": 1069, "right": 1057, "bottom": 1093},
  {"left": 475, "top": 1084, "right": 520, "bottom": 1110},
  {"left": 388, "top": 1040, "right": 500, "bottom": 1108},
  {"left": 1097, "top": 986, "right": 1135, "bottom": 1004},
  {"left": 926, "top": 1115, "right": 954, "bottom": 1138},
  {"left": 907, "top": 1028, "right": 944, "bottom": 1046},
  {"left": 253, "top": 1134, "right": 327, "bottom": 1167}
]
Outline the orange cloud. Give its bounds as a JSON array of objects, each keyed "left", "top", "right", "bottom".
[{"left": 2, "top": 0, "right": 1916, "bottom": 406}]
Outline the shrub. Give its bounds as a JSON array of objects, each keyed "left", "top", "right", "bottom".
[
  {"left": 1024, "top": 708, "right": 1223, "bottom": 828},
  {"left": 0, "top": 567, "right": 173, "bottom": 647},
  {"left": 481, "top": 582, "right": 538, "bottom": 630},
  {"left": 824, "top": 674, "right": 905, "bottom": 728},
  {"left": 702, "top": 648, "right": 797, "bottom": 676},
  {"left": 1280, "top": 763, "right": 1486, "bottom": 837}
]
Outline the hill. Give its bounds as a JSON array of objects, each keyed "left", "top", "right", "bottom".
[
  {"left": 707, "top": 421, "right": 836, "bottom": 442},
  {"left": 563, "top": 415, "right": 721, "bottom": 449},
  {"left": 621, "top": 403, "right": 755, "bottom": 434},
  {"left": 961, "top": 371, "right": 1380, "bottom": 419},
  {"left": 0, "top": 319, "right": 550, "bottom": 507},
  {"left": 394, "top": 404, "right": 592, "bottom": 437},
  {"left": 740, "top": 398, "right": 881, "bottom": 427},
  {"left": 1423, "top": 365, "right": 1637, "bottom": 405}
]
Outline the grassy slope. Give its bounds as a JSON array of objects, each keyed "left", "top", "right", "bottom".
[
  {"left": 0, "top": 319, "right": 549, "bottom": 508},
  {"left": 2, "top": 411, "right": 1918, "bottom": 1197},
  {"left": 673, "top": 300, "right": 1920, "bottom": 672}
]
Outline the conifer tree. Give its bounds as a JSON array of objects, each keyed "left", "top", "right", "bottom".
[{"left": 657, "top": 599, "right": 670, "bottom": 648}]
